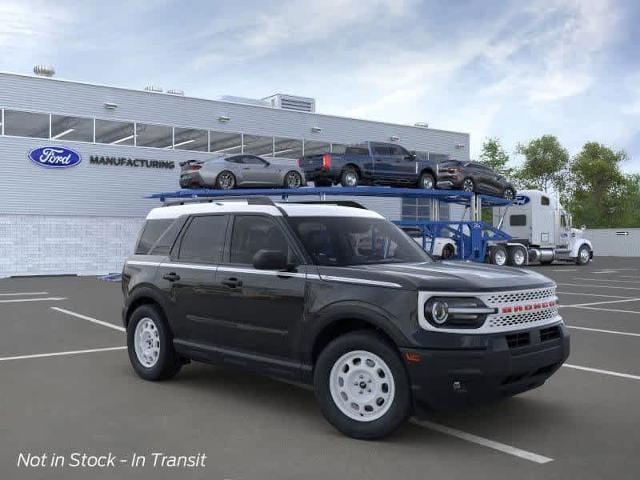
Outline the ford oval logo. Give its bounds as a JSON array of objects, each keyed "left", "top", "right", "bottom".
[{"left": 28, "top": 146, "right": 82, "bottom": 169}]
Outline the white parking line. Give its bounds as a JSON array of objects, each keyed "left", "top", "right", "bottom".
[
  {"left": 411, "top": 420, "right": 553, "bottom": 464},
  {"left": 557, "top": 291, "right": 631, "bottom": 299},
  {"left": 0, "top": 346, "right": 126, "bottom": 362},
  {"left": 557, "top": 283, "right": 640, "bottom": 291},
  {"left": 566, "top": 325, "right": 640, "bottom": 338},
  {"left": 559, "top": 297, "right": 640, "bottom": 308},
  {"left": 565, "top": 306, "right": 640, "bottom": 315},
  {"left": 573, "top": 277, "right": 640, "bottom": 284},
  {"left": 563, "top": 364, "right": 640, "bottom": 381},
  {"left": 0, "top": 291, "right": 49, "bottom": 296},
  {"left": 50, "top": 307, "right": 125, "bottom": 332},
  {"left": 0, "top": 297, "right": 66, "bottom": 304}
]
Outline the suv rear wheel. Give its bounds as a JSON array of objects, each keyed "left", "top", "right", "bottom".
[
  {"left": 314, "top": 331, "right": 410, "bottom": 439},
  {"left": 127, "top": 304, "right": 182, "bottom": 381}
]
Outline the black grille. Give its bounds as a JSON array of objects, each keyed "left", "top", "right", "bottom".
[
  {"left": 540, "top": 326, "right": 561, "bottom": 342},
  {"left": 506, "top": 332, "right": 530, "bottom": 348}
]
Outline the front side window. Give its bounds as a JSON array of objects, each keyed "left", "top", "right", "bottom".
[
  {"left": 388, "top": 145, "right": 409, "bottom": 157},
  {"left": 288, "top": 216, "right": 431, "bottom": 267},
  {"left": 242, "top": 155, "right": 268, "bottom": 165},
  {"left": 178, "top": 215, "right": 228, "bottom": 263},
  {"left": 4, "top": 110, "right": 49, "bottom": 138},
  {"left": 228, "top": 215, "right": 294, "bottom": 265}
]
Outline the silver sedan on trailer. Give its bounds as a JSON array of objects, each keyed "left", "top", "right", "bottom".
[{"left": 179, "top": 154, "right": 307, "bottom": 190}]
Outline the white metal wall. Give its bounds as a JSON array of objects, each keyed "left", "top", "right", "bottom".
[{"left": 584, "top": 228, "right": 640, "bottom": 257}]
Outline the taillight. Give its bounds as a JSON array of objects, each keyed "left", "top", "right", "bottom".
[
  {"left": 322, "top": 153, "right": 331, "bottom": 170},
  {"left": 297, "top": 158, "right": 301, "bottom": 167}
]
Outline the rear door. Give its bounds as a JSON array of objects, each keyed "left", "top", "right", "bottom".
[
  {"left": 157, "top": 214, "right": 229, "bottom": 348},
  {"left": 371, "top": 143, "right": 394, "bottom": 180},
  {"left": 214, "top": 214, "right": 307, "bottom": 361}
]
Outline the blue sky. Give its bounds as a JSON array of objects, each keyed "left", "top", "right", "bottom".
[{"left": 2, "top": 0, "right": 639, "bottom": 171}]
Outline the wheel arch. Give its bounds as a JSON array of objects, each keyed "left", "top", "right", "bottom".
[
  {"left": 123, "top": 286, "right": 168, "bottom": 328},
  {"left": 342, "top": 163, "right": 362, "bottom": 177}
]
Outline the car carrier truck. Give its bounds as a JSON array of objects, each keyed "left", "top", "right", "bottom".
[{"left": 491, "top": 189, "right": 593, "bottom": 266}]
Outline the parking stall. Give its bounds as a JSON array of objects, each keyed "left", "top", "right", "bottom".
[{"left": 1, "top": 259, "right": 640, "bottom": 480}]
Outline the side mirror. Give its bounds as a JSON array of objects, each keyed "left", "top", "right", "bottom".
[
  {"left": 406, "top": 152, "right": 417, "bottom": 161},
  {"left": 252, "top": 249, "right": 289, "bottom": 270}
]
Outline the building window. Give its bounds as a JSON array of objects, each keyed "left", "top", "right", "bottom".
[
  {"left": 4, "top": 110, "right": 49, "bottom": 138},
  {"left": 303, "top": 140, "right": 330, "bottom": 156},
  {"left": 243, "top": 134, "right": 273, "bottom": 156},
  {"left": 51, "top": 115, "right": 94, "bottom": 142},
  {"left": 273, "top": 137, "right": 303, "bottom": 158},
  {"left": 401, "top": 198, "right": 431, "bottom": 221},
  {"left": 136, "top": 123, "right": 173, "bottom": 149},
  {"left": 209, "top": 131, "right": 242, "bottom": 154},
  {"left": 173, "top": 127, "right": 208, "bottom": 151},
  {"left": 95, "top": 119, "right": 135, "bottom": 145},
  {"left": 331, "top": 143, "right": 347, "bottom": 154}
]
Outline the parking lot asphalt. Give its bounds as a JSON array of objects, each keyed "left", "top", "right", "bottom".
[{"left": 1, "top": 258, "right": 639, "bottom": 480}]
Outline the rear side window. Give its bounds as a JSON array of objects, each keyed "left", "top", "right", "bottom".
[
  {"left": 135, "top": 220, "right": 173, "bottom": 255},
  {"left": 178, "top": 215, "right": 228, "bottom": 263},
  {"left": 345, "top": 146, "right": 369, "bottom": 156},
  {"left": 510, "top": 215, "right": 527, "bottom": 227}
]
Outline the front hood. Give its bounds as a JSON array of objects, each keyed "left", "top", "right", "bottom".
[{"left": 317, "top": 261, "right": 554, "bottom": 292}]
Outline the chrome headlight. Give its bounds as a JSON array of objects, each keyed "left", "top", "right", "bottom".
[{"left": 423, "top": 297, "right": 495, "bottom": 329}]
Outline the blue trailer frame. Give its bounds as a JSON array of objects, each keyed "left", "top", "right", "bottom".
[{"left": 149, "top": 186, "right": 512, "bottom": 263}]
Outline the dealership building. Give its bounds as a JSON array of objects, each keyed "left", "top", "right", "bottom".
[{"left": 0, "top": 70, "right": 470, "bottom": 277}]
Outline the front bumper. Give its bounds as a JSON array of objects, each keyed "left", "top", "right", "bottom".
[{"left": 401, "top": 323, "right": 570, "bottom": 413}]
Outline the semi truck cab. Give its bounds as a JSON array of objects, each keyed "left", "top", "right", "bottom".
[{"left": 493, "top": 189, "right": 593, "bottom": 265}]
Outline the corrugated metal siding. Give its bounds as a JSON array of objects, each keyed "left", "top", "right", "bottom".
[{"left": 584, "top": 228, "right": 640, "bottom": 257}]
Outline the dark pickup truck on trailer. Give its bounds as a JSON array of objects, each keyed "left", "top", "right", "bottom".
[
  {"left": 122, "top": 198, "right": 569, "bottom": 439},
  {"left": 298, "top": 141, "right": 439, "bottom": 189}
]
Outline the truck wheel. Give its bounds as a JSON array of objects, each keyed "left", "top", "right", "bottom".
[
  {"left": 576, "top": 245, "right": 591, "bottom": 265},
  {"left": 441, "top": 244, "right": 455, "bottom": 259},
  {"left": 489, "top": 245, "right": 508, "bottom": 266},
  {"left": 340, "top": 167, "right": 359, "bottom": 187},
  {"left": 418, "top": 172, "right": 435, "bottom": 189},
  {"left": 508, "top": 246, "right": 527, "bottom": 267},
  {"left": 127, "top": 304, "right": 182, "bottom": 381},
  {"left": 314, "top": 331, "right": 410, "bottom": 440}
]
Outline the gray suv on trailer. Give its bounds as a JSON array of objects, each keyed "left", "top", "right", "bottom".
[{"left": 122, "top": 198, "right": 569, "bottom": 439}]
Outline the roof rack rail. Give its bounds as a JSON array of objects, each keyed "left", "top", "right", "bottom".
[
  {"left": 162, "top": 196, "right": 276, "bottom": 207},
  {"left": 285, "top": 200, "right": 368, "bottom": 210}
]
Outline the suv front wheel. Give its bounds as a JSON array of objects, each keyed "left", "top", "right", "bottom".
[
  {"left": 127, "top": 304, "right": 182, "bottom": 381},
  {"left": 314, "top": 331, "right": 410, "bottom": 439}
]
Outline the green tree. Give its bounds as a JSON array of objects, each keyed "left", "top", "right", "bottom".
[
  {"left": 568, "top": 143, "right": 639, "bottom": 227},
  {"left": 514, "top": 135, "right": 569, "bottom": 194},
  {"left": 478, "top": 137, "right": 512, "bottom": 177}
]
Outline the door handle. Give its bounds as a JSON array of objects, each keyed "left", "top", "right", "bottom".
[
  {"left": 221, "top": 277, "right": 243, "bottom": 288},
  {"left": 163, "top": 272, "right": 181, "bottom": 282}
]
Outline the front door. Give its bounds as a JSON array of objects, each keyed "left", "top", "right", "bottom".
[
  {"left": 239, "top": 155, "right": 272, "bottom": 185},
  {"left": 214, "top": 214, "right": 306, "bottom": 361}
]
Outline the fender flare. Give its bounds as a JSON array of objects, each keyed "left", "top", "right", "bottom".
[
  {"left": 570, "top": 238, "right": 593, "bottom": 258},
  {"left": 303, "top": 300, "right": 409, "bottom": 366},
  {"left": 123, "top": 285, "right": 170, "bottom": 327}
]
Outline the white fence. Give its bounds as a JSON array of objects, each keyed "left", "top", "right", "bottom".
[{"left": 585, "top": 228, "right": 640, "bottom": 257}]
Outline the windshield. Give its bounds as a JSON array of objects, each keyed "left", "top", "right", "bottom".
[{"left": 287, "top": 216, "right": 432, "bottom": 267}]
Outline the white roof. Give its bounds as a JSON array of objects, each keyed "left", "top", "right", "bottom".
[{"left": 146, "top": 201, "right": 384, "bottom": 220}]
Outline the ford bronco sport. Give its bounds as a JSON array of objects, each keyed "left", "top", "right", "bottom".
[{"left": 122, "top": 198, "right": 569, "bottom": 439}]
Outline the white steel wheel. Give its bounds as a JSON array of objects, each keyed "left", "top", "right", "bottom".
[
  {"left": 510, "top": 247, "right": 526, "bottom": 266},
  {"left": 329, "top": 350, "right": 395, "bottom": 422},
  {"left": 491, "top": 246, "right": 508, "bottom": 266},
  {"left": 577, "top": 245, "right": 591, "bottom": 265},
  {"left": 134, "top": 317, "right": 161, "bottom": 368}
]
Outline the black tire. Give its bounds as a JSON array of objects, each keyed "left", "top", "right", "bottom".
[
  {"left": 507, "top": 246, "right": 527, "bottom": 267},
  {"left": 576, "top": 244, "right": 591, "bottom": 265},
  {"left": 340, "top": 166, "right": 359, "bottom": 187},
  {"left": 462, "top": 177, "right": 475, "bottom": 193},
  {"left": 489, "top": 245, "right": 508, "bottom": 266},
  {"left": 284, "top": 171, "right": 303, "bottom": 189},
  {"left": 314, "top": 331, "right": 411, "bottom": 440},
  {"left": 314, "top": 179, "right": 333, "bottom": 187},
  {"left": 127, "top": 304, "right": 182, "bottom": 381},
  {"left": 503, "top": 187, "right": 516, "bottom": 200},
  {"left": 215, "top": 171, "right": 236, "bottom": 190},
  {"left": 418, "top": 172, "right": 435, "bottom": 190},
  {"left": 441, "top": 243, "right": 455, "bottom": 259}
]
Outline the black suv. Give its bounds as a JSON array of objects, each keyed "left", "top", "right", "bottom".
[
  {"left": 122, "top": 198, "right": 569, "bottom": 439},
  {"left": 437, "top": 160, "right": 516, "bottom": 199}
]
